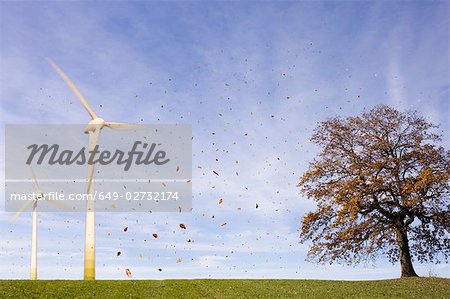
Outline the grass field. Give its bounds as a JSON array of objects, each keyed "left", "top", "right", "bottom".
[{"left": 1, "top": 278, "right": 449, "bottom": 298}]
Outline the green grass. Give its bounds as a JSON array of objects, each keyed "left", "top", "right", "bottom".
[{"left": 1, "top": 278, "right": 449, "bottom": 298}]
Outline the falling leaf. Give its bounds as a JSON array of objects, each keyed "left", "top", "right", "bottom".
[
  {"left": 125, "top": 268, "right": 132, "bottom": 278},
  {"left": 221, "top": 222, "right": 227, "bottom": 227},
  {"left": 213, "top": 170, "right": 219, "bottom": 176},
  {"left": 176, "top": 258, "right": 183, "bottom": 263},
  {"left": 218, "top": 198, "right": 223, "bottom": 204},
  {"left": 152, "top": 233, "right": 158, "bottom": 238},
  {"left": 124, "top": 227, "right": 128, "bottom": 232},
  {"left": 256, "top": 203, "right": 259, "bottom": 209},
  {"left": 179, "top": 224, "right": 186, "bottom": 229},
  {"left": 158, "top": 268, "right": 162, "bottom": 272},
  {"left": 176, "top": 166, "right": 180, "bottom": 172},
  {"left": 117, "top": 251, "right": 121, "bottom": 256}
]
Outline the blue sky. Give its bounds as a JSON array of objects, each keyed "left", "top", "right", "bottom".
[{"left": 0, "top": 1, "right": 449, "bottom": 279}]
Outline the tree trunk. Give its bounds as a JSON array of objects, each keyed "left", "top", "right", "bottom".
[{"left": 396, "top": 228, "right": 418, "bottom": 277}]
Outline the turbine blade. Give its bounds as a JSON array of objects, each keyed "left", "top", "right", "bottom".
[
  {"left": 11, "top": 199, "right": 34, "bottom": 221},
  {"left": 47, "top": 59, "right": 97, "bottom": 119},
  {"left": 42, "top": 195, "right": 73, "bottom": 212},
  {"left": 29, "top": 165, "right": 41, "bottom": 192},
  {"left": 104, "top": 122, "right": 145, "bottom": 130},
  {"left": 86, "top": 128, "right": 100, "bottom": 195}
]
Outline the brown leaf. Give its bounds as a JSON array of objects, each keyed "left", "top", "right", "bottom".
[
  {"left": 152, "top": 233, "right": 158, "bottom": 238},
  {"left": 125, "top": 268, "right": 132, "bottom": 278},
  {"left": 179, "top": 224, "right": 187, "bottom": 229}
]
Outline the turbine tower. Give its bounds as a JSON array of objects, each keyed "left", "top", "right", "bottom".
[{"left": 48, "top": 59, "right": 142, "bottom": 280}]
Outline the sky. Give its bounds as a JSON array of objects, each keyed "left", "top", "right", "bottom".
[{"left": 0, "top": 1, "right": 449, "bottom": 280}]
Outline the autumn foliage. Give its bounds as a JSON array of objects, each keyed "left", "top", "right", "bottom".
[{"left": 298, "top": 105, "right": 450, "bottom": 277}]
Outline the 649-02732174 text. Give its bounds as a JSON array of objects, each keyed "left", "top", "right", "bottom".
[{"left": 9, "top": 191, "right": 180, "bottom": 202}]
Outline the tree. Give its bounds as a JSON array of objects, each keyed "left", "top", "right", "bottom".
[{"left": 297, "top": 105, "right": 450, "bottom": 277}]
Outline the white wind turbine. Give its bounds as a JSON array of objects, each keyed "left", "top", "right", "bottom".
[
  {"left": 47, "top": 59, "right": 142, "bottom": 280},
  {"left": 12, "top": 166, "right": 69, "bottom": 280}
]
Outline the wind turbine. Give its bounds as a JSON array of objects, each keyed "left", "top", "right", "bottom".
[
  {"left": 47, "top": 59, "right": 142, "bottom": 280},
  {"left": 12, "top": 166, "right": 69, "bottom": 280}
]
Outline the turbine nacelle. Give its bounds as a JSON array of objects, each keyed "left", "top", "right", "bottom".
[{"left": 84, "top": 117, "right": 105, "bottom": 133}]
